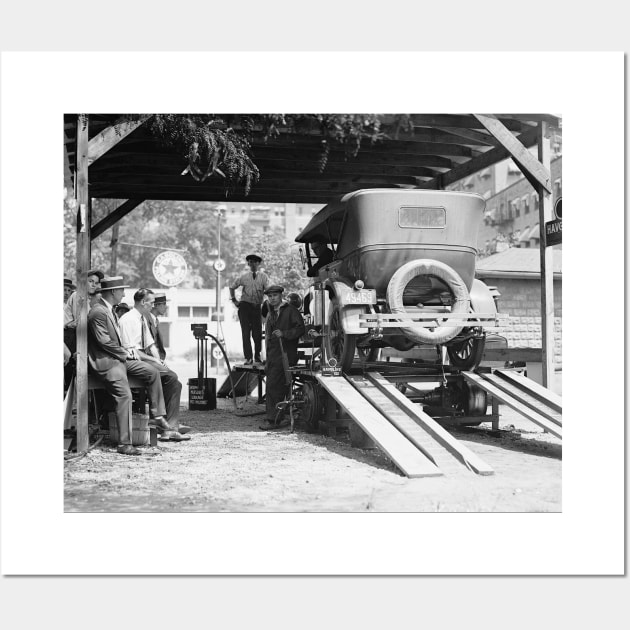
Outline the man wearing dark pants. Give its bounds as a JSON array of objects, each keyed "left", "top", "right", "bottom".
[
  {"left": 263, "top": 285, "right": 305, "bottom": 426},
  {"left": 87, "top": 277, "right": 170, "bottom": 455},
  {"left": 119, "top": 288, "right": 189, "bottom": 442},
  {"left": 230, "top": 254, "right": 270, "bottom": 366}
]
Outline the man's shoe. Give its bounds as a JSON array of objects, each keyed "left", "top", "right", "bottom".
[
  {"left": 117, "top": 444, "right": 141, "bottom": 456},
  {"left": 244, "top": 358, "right": 253, "bottom": 365},
  {"left": 148, "top": 417, "right": 170, "bottom": 432},
  {"left": 178, "top": 424, "right": 192, "bottom": 434},
  {"left": 164, "top": 431, "right": 191, "bottom": 442}
]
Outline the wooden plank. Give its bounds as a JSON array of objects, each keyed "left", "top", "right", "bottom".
[
  {"left": 494, "top": 370, "right": 562, "bottom": 413},
  {"left": 462, "top": 372, "right": 561, "bottom": 439},
  {"left": 482, "top": 347, "right": 543, "bottom": 362},
  {"left": 347, "top": 376, "right": 475, "bottom": 476},
  {"left": 91, "top": 199, "right": 145, "bottom": 240},
  {"left": 438, "top": 126, "right": 539, "bottom": 189},
  {"left": 473, "top": 114, "right": 552, "bottom": 194},
  {"left": 87, "top": 116, "right": 151, "bottom": 165},
  {"left": 75, "top": 115, "right": 91, "bottom": 453},
  {"left": 315, "top": 376, "right": 442, "bottom": 478},
  {"left": 479, "top": 373, "right": 562, "bottom": 427},
  {"left": 365, "top": 372, "right": 494, "bottom": 475},
  {"left": 434, "top": 126, "right": 500, "bottom": 147},
  {"left": 537, "top": 121, "right": 556, "bottom": 389}
]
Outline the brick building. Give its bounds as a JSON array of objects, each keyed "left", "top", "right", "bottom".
[{"left": 475, "top": 248, "right": 562, "bottom": 367}]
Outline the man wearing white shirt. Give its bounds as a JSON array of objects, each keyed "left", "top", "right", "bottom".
[{"left": 119, "top": 288, "right": 188, "bottom": 441}]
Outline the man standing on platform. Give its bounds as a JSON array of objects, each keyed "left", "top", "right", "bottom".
[
  {"left": 87, "top": 277, "right": 171, "bottom": 455},
  {"left": 229, "top": 254, "right": 270, "bottom": 366},
  {"left": 119, "top": 288, "right": 189, "bottom": 442},
  {"left": 263, "top": 285, "right": 305, "bottom": 427}
]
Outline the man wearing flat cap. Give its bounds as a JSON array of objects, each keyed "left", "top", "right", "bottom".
[
  {"left": 229, "top": 254, "right": 270, "bottom": 366},
  {"left": 263, "top": 285, "right": 305, "bottom": 426}
]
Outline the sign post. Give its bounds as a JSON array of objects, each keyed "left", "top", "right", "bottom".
[{"left": 545, "top": 197, "right": 562, "bottom": 247}]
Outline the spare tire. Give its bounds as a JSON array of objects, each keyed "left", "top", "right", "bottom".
[{"left": 386, "top": 259, "right": 470, "bottom": 345}]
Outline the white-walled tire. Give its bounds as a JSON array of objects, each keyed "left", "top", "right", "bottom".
[{"left": 386, "top": 259, "right": 470, "bottom": 345}]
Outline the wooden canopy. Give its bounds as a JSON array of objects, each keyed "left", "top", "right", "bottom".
[
  {"left": 64, "top": 113, "right": 560, "bottom": 205},
  {"left": 65, "top": 112, "right": 560, "bottom": 452}
]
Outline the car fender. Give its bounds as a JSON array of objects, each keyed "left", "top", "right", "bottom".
[
  {"left": 470, "top": 279, "right": 497, "bottom": 315},
  {"left": 327, "top": 279, "right": 367, "bottom": 334}
]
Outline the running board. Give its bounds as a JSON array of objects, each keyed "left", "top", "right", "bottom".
[
  {"left": 462, "top": 371, "right": 562, "bottom": 439},
  {"left": 315, "top": 375, "right": 442, "bottom": 478}
]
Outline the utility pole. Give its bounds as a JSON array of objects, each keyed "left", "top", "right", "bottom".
[
  {"left": 215, "top": 208, "right": 223, "bottom": 346},
  {"left": 110, "top": 223, "right": 119, "bottom": 275}
]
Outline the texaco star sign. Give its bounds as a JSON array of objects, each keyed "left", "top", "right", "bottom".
[{"left": 152, "top": 250, "right": 188, "bottom": 286}]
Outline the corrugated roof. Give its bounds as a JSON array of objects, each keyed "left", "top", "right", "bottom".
[{"left": 476, "top": 247, "right": 562, "bottom": 277}]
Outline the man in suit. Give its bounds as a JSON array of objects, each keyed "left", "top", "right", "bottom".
[
  {"left": 119, "top": 288, "right": 189, "bottom": 441},
  {"left": 87, "top": 277, "right": 172, "bottom": 455}
]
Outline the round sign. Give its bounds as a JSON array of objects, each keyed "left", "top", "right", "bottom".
[
  {"left": 213, "top": 258, "right": 226, "bottom": 272},
  {"left": 212, "top": 346, "right": 223, "bottom": 360},
  {"left": 554, "top": 197, "right": 562, "bottom": 220},
  {"left": 152, "top": 251, "right": 188, "bottom": 287}
]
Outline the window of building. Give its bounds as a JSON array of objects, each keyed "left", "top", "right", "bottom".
[
  {"left": 192, "top": 306, "right": 210, "bottom": 318},
  {"left": 533, "top": 193, "right": 539, "bottom": 211},
  {"left": 522, "top": 196, "right": 530, "bottom": 215},
  {"left": 514, "top": 200, "right": 520, "bottom": 218},
  {"left": 554, "top": 178, "right": 562, "bottom": 198},
  {"left": 178, "top": 306, "right": 190, "bottom": 318}
]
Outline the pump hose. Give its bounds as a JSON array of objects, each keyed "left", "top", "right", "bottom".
[{"left": 204, "top": 333, "right": 240, "bottom": 412}]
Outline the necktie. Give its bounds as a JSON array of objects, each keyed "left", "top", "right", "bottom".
[
  {"left": 141, "top": 316, "right": 146, "bottom": 350},
  {"left": 253, "top": 271, "right": 257, "bottom": 280}
]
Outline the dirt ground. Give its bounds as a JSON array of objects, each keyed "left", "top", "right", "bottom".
[{"left": 64, "top": 394, "right": 561, "bottom": 512}]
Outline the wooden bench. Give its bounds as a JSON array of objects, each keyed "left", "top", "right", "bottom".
[{"left": 87, "top": 374, "right": 158, "bottom": 446}]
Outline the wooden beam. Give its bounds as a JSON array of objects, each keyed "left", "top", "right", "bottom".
[
  {"left": 536, "top": 121, "right": 556, "bottom": 388},
  {"left": 75, "top": 115, "right": 91, "bottom": 453},
  {"left": 433, "top": 126, "right": 499, "bottom": 147},
  {"left": 87, "top": 115, "right": 152, "bottom": 165},
  {"left": 437, "top": 125, "right": 539, "bottom": 188},
  {"left": 473, "top": 114, "right": 552, "bottom": 193},
  {"left": 91, "top": 199, "right": 145, "bottom": 240}
]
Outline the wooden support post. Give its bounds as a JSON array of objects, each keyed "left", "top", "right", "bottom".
[
  {"left": 75, "top": 115, "right": 91, "bottom": 453},
  {"left": 491, "top": 396, "right": 500, "bottom": 431},
  {"left": 536, "top": 121, "right": 555, "bottom": 389}
]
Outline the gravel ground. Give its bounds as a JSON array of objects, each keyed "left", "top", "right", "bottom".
[{"left": 64, "top": 393, "right": 561, "bottom": 513}]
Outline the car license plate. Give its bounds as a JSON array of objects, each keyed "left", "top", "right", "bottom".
[{"left": 340, "top": 289, "right": 376, "bottom": 306}]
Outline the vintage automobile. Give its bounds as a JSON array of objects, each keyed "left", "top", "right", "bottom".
[{"left": 295, "top": 188, "right": 502, "bottom": 371}]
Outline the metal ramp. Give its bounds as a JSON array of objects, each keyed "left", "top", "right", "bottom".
[
  {"left": 462, "top": 370, "right": 562, "bottom": 440},
  {"left": 315, "top": 373, "right": 493, "bottom": 478}
]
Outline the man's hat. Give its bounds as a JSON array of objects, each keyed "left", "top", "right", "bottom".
[
  {"left": 153, "top": 293, "right": 169, "bottom": 305},
  {"left": 264, "top": 284, "right": 284, "bottom": 295},
  {"left": 64, "top": 278, "right": 76, "bottom": 290},
  {"left": 246, "top": 254, "right": 262, "bottom": 263},
  {"left": 115, "top": 302, "right": 131, "bottom": 312},
  {"left": 99, "top": 276, "right": 130, "bottom": 291},
  {"left": 87, "top": 269, "right": 105, "bottom": 280}
]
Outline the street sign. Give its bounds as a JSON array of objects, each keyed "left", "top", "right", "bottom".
[
  {"left": 213, "top": 258, "right": 226, "bottom": 272},
  {"left": 554, "top": 197, "right": 562, "bottom": 219},
  {"left": 545, "top": 218, "right": 562, "bottom": 246}
]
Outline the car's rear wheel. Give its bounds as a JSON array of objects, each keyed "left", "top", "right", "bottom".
[
  {"left": 324, "top": 300, "right": 356, "bottom": 372},
  {"left": 447, "top": 329, "right": 486, "bottom": 370}
]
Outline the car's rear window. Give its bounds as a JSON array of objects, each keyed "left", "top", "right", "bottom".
[{"left": 398, "top": 206, "right": 446, "bottom": 229}]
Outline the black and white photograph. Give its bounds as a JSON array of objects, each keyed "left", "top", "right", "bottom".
[
  {"left": 60, "top": 112, "right": 563, "bottom": 513},
  {"left": 0, "top": 50, "right": 624, "bottom": 588}
]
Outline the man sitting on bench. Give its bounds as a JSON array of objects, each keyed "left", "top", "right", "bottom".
[
  {"left": 119, "top": 288, "right": 189, "bottom": 442},
  {"left": 87, "top": 276, "right": 173, "bottom": 456}
]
